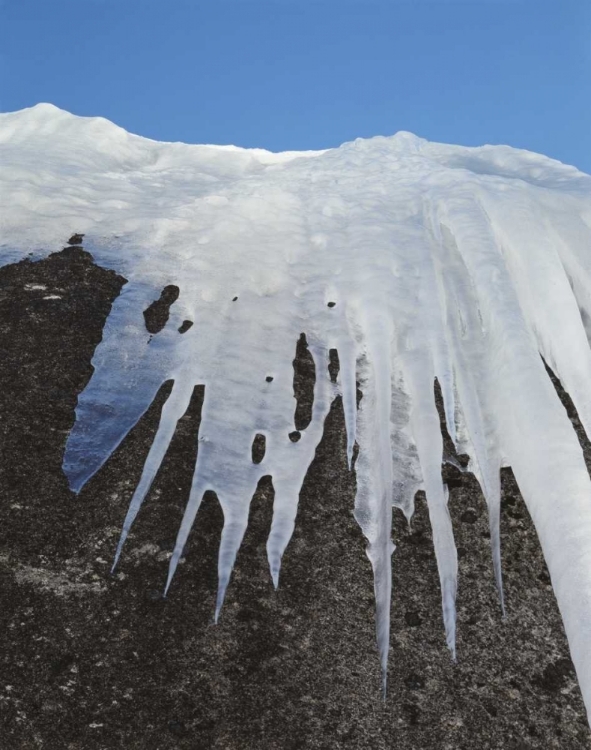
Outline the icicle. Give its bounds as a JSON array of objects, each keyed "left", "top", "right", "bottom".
[
  {"left": 266, "top": 343, "right": 334, "bottom": 587},
  {"left": 481, "top": 192, "right": 591, "bottom": 445},
  {"left": 3, "top": 104, "right": 591, "bottom": 720},
  {"left": 165, "top": 453, "right": 209, "bottom": 596},
  {"left": 354, "top": 320, "right": 395, "bottom": 692},
  {"left": 404, "top": 355, "right": 458, "bottom": 657},
  {"left": 112, "top": 378, "right": 193, "bottom": 571},
  {"left": 215, "top": 497, "right": 253, "bottom": 620},
  {"left": 266, "top": 478, "right": 302, "bottom": 589},
  {"left": 486, "top": 473, "right": 505, "bottom": 617},
  {"left": 434, "top": 219, "right": 506, "bottom": 612},
  {"left": 64, "top": 281, "right": 176, "bottom": 493},
  {"left": 441, "top": 193, "right": 591, "bottom": 706}
]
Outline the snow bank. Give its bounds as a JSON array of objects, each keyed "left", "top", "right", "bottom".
[{"left": 2, "top": 103, "right": 591, "bottom": 716}]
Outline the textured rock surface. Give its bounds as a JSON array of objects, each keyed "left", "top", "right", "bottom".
[{"left": 0, "top": 246, "right": 589, "bottom": 749}]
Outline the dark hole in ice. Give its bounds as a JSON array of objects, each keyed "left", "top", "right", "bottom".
[
  {"left": 351, "top": 441, "right": 360, "bottom": 468},
  {"left": 252, "top": 433, "right": 266, "bottom": 464},
  {"left": 292, "top": 332, "right": 315, "bottom": 431},
  {"left": 265, "top": 376, "right": 274, "bottom": 383},
  {"left": 67, "top": 233, "right": 84, "bottom": 245},
  {"left": 143, "top": 285, "right": 180, "bottom": 334},
  {"left": 327, "top": 301, "right": 336, "bottom": 308},
  {"left": 328, "top": 348, "right": 340, "bottom": 383},
  {"left": 178, "top": 319, "right": 193, "bottom": 334},
  {"left": 289, "top": 430, "right": 301, "bottom": 443}
]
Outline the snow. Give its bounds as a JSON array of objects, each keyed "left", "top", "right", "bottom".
[{"left": 2, "top": 103, "right": 591, "bottom": 715}]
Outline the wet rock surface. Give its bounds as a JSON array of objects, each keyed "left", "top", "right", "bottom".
[{"left": 0, "top": 247, "right": 589, "bottom": 749}]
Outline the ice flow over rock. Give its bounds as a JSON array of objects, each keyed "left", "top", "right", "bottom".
[{"left": 2, "top": 103, "right": 591, "bottom": 714}]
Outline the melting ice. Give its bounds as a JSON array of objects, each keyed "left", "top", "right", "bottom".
[{"left": 2, "top": 104, "right": 591, "bottom": 715}]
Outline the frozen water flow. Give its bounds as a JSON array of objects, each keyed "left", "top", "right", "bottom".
[
  {"left": 112, "top": 379, "right": 194, "bottom": 571},
  {"left": 266, "top": 343, "right": 334, "bottom": 589},
  {"left": 2, "top": 104, "right": 591, "bottom": 717},
  {"left": 407, "top": 355, "right": 458, "bottom": 656},
  {"left": 354, "top": 324, "right": 395, "bottom": 694},
  {"left": 436, "top": 222, "right": 506, "bottom": 611}
]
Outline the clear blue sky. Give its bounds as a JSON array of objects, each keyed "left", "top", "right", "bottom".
[{"left": 1, "top": 0, "right": 590, "bottom": 172}]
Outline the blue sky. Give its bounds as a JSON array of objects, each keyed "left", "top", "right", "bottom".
[{"left": 1, "top": 1, "right": 590, "bottom": 172}]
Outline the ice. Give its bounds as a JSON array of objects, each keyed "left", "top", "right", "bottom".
[{"left": 2, "top": 104, "right": 591, "bottom": 716}]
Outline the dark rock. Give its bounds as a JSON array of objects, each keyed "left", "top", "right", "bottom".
[
  {"left": 167, "top": 719, "right": 187, "bottom": 737},
  {"left": 0, "top": 248, "right": 588, "bottom": 749},
  {"left": 292, "top": 333, "right": 315, "bottom": 430},
  {"left": 328, "top": 348, "right": 340, "bottom": 384},
  {"left": 178, "top": 319, "right": 193, "bottom": 334},
  {"left": 158, "top": 539, "right": 175, "bottom": 553},
  {"left": 49, "top": 653, "right": 75, "bottom": 678},
  {"left": 535, "top": 658, "right": 575, "bottom": 692},
  {"left": 405, "top": 611, "right": 422, "bottom": 627},
  {"left": 538, "top": 569, "right": 551, "bottom": 585},
  {"left": 252, "top": 433, "right": 266, "bottom": 464},
  {"left": 402, "top": 702, "right": 420, "bottom": 725},
  {"left": 404, "top": 672, "right": 424, "bottom": 690},
  {"left": 143, "top": 284, "right": 180, "bottom": 334}
]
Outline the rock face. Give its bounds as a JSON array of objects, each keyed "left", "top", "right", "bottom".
[{"left": 0, "top": 247, "right": 589, "bottom": 749}]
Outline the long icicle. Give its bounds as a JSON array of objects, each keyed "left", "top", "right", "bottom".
[
  {"left": 354, "top": 319, "right": 395, "bottom": 695},
  {"left": 112, "top": 378, "right": 193, "bottom": 572}
]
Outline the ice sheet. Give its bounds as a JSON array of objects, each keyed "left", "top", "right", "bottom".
[{"left": 2, "top": 104, "right": 591, "bottom": 710}]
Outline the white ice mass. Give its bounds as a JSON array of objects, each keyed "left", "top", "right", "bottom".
[{"left": 2, "top": 103, "right": 591, "bottom": 715}]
